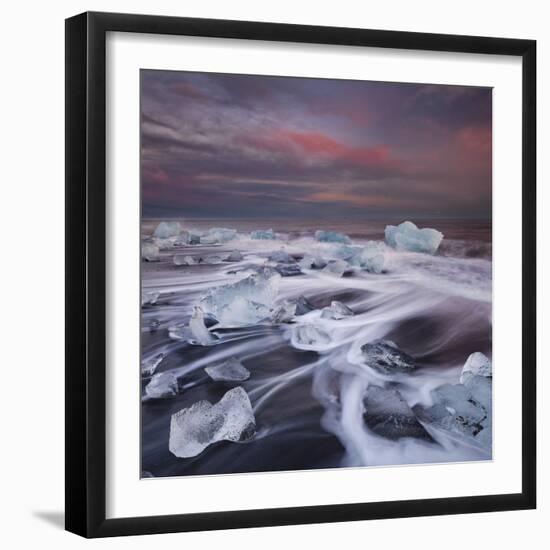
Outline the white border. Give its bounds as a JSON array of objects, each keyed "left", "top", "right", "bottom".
[{"left": 106, "top": 32, "right": 523, "bottom": 519}]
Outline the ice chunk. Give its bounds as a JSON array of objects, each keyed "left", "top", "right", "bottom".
[
  {"left": 299, "top": 254, "right": 327, "bottom": 269},
  {"left": 292, "top": 324, "right": 331, "bottom": 347},
  {"left": 274, "top": 264, "right": 302, "bottom": 277},
  {"left": 463, "top": 374, "right": 492, "bottom": 411},
  {"left": 202, "top": 255, "right": 223, "bottom": 265},
  {"left": 385, "top": 221, "right": 443, "bottom": 254},
  {"left": 322, "top": 259, "right": 350, "bottom": 277},
  {"left": 269, "top": 250, "right": 295, "bottom": 264},
  {"left": 145, "top": 371, "right": 178, "bottom": 398},
  {"left": 360, "top": 339, "right": 416, "bottom": 375},
  {"left": 141, "top": 352, "right": 166, "bottom": 377},
  {"left": 169, "top": 387, "right": 256, "bottom": 458},
  {"left": 173, "top": 254, "right": 196, "bottom": 266},
  {"left": 141, "top": 291, "right": 160, "bottom": 307},
  {"left": 205, "top": 357, "right": 250, "bottom": 382},
  {"left": 271, "top": 301, "right": 297, "bottom": 323},
  {"left": 199, "top": 269, "right": 279, "bottom": 327},
  {"left": 153, "top": 221, "right": 181, "bottom": 239},
  {"left": 189, "top": 306, "right": 218, "bottom": 346},
  {"left": 417, "top": 381, "right": 491, "bottom": 443},
  {"left": 172, "top": 231, "right": 190, "bottom": 245},
  {"left": 291, "top": 295, "right": 316, "bottom": 316},
  {"left": 207, "top": 227, "right": 237, "bottom": 243},
  {"left": 225, "top": 250, "right": 243, "bottom": 262},
  {"left": 321, "top": 301, "right": 354, "bottom": 320},
  {"left": 250, "top": 229, "right": 275, "bottom": 240},
  {"left": 349, "top": 242, "right": 385, "bottom": 273},
  {"left": 460, "top": 352, "right": 492, "bottom": 384},
  {"left": 141, "top": 241, "right": 160, "bottom": 262},
  {"left": 315, "top": 230, "right": 351, "bottom": 244},
  {"left": 188, "top": 232, "right": 202, "bottom": 245},
  {"left": 363, "top": 385, "right": 432, "bottom": 441}
]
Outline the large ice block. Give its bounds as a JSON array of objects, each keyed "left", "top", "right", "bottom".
[
  {"left": 199, "top": 268, "right": 280, "bottom": 327},
  {"left": 153, "top": 221, "right": 181, "bottom": 239},
  {"left": 169, "top": 387, "right": 256, "bottom": 458},
  {"left": 385, "top": 221, "right": 443, "bottom": 254}
]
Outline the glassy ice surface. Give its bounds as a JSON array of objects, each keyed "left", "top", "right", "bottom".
[
  {"left": 199, "top": 269, "right": 280, "bottom": 327},
  {"left": 385, "top": 220, "right": 444, "bottom": 254},
  {"left": 460, "top": 351, "right": 492, "bottom": 383},
  {"left": 141, "top": 218, "right": 492, "bottom": 476},
  {"left": 321, "top": 301, "right": 354, "bottom": 320},
  {"left": 250, "top": 229, "right": 275, "bottom": 240},
  {"left": 141, "top": 352, "right": 166, "bottom": 377},
  {"left": 169, "top": 387, "right": 256, "bottom": 458},
  {"left": 141, "top": 241, "right": 160, "bottom": 262},
  {"left": 205, "top": 358, "right": 251, "bottom": 382},
  {"left": 153, "top": 221, "right": 181, "bottom": 239},
  {"left": 360, "top": 340, "right": 416, "bottom": 375},
  {"left": 145, "top": 372, "right": 179, "bottom": 399},
  {"left": 315, "top": 230, "right": 351, "bottom": 244}
]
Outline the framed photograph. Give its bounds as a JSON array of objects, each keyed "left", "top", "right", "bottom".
[{"left": 65, "top": 11, "right": 536, "bottom": 538}]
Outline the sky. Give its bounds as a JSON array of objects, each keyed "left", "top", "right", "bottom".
[{"left": 141, "top": 70, "right": 492, "bottom": 220}]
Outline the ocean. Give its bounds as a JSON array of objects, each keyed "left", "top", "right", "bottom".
[{"left": 140, "top": 218, "right": 492, "bottom": 477}]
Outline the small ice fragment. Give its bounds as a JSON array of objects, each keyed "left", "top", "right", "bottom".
[
  {"left": 141, "top": 241, "right": 160, "bottom": 262},
  {"left": 145, "top": 371, "right": 178, "bottom": 398},
  {"left": 189, "top": 306, "right": 218, "bottom": 346},
  {"left": 225, "top": 250, "right": 243, "bottom": 262},
  {"left": 269, "top": 250, "right": 295, "bottom": 264},
  {"left": 141, "top": 471, "right": 154, "bottom": 478},
  {"left": 460, "top": 352, "right": 492, "bottom": 384},
  {"left": 274, "top": 264, "right": 302, "bottom": 277},
  {"left": 202, "top": 255, "right": 223, "bottom": 265},
  {"left": 385, "top": 220, "right": 443, "bottom": 254},
  {"left": 321, "top": 301, "right": 354, "bottom": 320},
  {"left": 271, "top": 301, "right": 297, "bottom": 323},
  {"left": 299, "top": 254, "right": 327, "bottom": 269},
  {"left": 153, "top": 221, "right": 181, "bottom": 239},
  {"left": 250, "top": 229, "right": 275, "bottom": 240},
  {"left": 292, "top": 324, "right": 331, "bottom": 347},
  {"left": 148, "top": 319, "right": 160, "bottom": 332},
  {"left": 363, "top": 385, "right": 432, "bottom": 441},
  {"left": 169, "top": 387, "right": 256, "bottom": 458},
  {"left": 200, "top": 268, "right": 280, "bottom": 327},
  {"left": 205, "top": 358, "right": 250, "bottom": 382},
  {"left": 141, "top": 291, "right": 160, "bottom": 307},
  {"left": 315, "top": 230, "right": 351, "bottom": 244},
  {"left": 291, "top": 295, "right": 316, "bottom": 316},
  {"left": 173, "top": 254, "right": 196, "bottom": 266},
  {"left": 141, "top": 352, "right": 166, "bottom": 376},
  {"left": 360, "top": 339, "right": 416, "bottom": 375},
  {"left": 322, "top": 259, "right": 350, "bottom": 277}
]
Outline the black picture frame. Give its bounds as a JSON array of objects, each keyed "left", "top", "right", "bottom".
[{"left": 65, "top": 11, "right": 536, "bottom": 538}]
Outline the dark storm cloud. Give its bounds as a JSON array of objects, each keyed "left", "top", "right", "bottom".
[{"left": 141, "top": 70, "right": 492, "bottom": 219}]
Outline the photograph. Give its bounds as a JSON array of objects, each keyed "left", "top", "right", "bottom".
[{"left": 139, "top": 70, "right": 493, "bottom": 478}]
